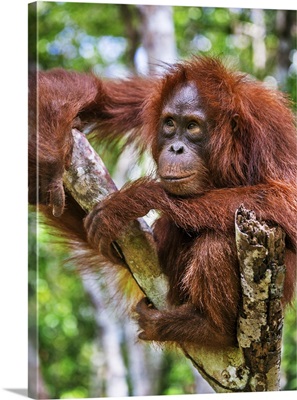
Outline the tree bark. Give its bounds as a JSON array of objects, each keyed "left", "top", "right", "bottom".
[
  {"left": 63, "top": 128, "right": 285, "bottom": 393},
  {"left": 236, "top": 206, "right": 286, "bottom": 391},
  {"left": 63, "top": 129, "right": 168, "bottom": 310}
]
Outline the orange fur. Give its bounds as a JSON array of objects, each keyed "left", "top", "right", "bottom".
[{"left": 29, "top": 57, "right": 297, "bottom": 348}]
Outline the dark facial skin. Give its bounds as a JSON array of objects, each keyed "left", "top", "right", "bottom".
[{"left": 157, "top": 82, "right": 210, "bottom": 196}]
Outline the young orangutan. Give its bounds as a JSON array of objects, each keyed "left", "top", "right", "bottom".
[{"left": 29, "top": 57, "right": 297, "bottom": 348}]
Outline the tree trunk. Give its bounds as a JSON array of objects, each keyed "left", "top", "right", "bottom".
[
  {"left": 137, "top": 5, "right": 177, "bottom": 73},
  {"left": 82, "top": 273, "right": 129, "bottom": 397},
  {"left": 275, "top": 10, "right": 296, "bottom": 86},
  {"left": 250, "top": 9, "right": 266, "bottom": 72}
]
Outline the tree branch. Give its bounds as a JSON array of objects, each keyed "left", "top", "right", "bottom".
[
  {"left": 63, "top": 129, "right": 168, "bottom": 309},
  {"left": 236, "top": 206, "right": 286, "bottom": 391},
  {"left": 63, "top": 128, "right": 285, "bottom": 392}
]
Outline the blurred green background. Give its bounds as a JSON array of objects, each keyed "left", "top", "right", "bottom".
[{"left": 28, "top": 2, "right": 297, "bottom": 398}]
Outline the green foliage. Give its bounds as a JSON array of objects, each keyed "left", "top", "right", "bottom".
[
  {"left": 32, "top": 3, "right": 296, "bottom": 105},
  {"left": 158, "top": 351, "right": 197, "bottom": 395},
  {"left": 34, "top": 2, "right": 134, "bottom": 73},
  {"left": 29, "top": 214, "right": 97, "bottom": 399},
  {"left": 173, "top": 7, "right": 296, "bottom": 81},
  {"left": 282, "top": 301, "right": 297, "bottom": 390}
]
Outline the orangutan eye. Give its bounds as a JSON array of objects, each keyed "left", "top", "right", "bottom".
[
  {"left": 188, "top": 121, "right": 199, "bottom": 130},
  {"left": 165, "top": 118, "right": 175, "bottom": 127},
  {"left": 163, "top": 118, "right": 176, "bottom": 136}
]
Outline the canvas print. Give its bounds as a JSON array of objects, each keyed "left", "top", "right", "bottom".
[{"left": 28, "top": 1, "right": 297, "bottom": 398}]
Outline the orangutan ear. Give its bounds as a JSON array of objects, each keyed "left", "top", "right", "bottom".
[{"left": 231, "top": 114, "right": 240, "bottom": 133}]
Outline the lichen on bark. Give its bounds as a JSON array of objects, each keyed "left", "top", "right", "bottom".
[{"left": 236, "top": 205, "right": 286, "bottom": 391}]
